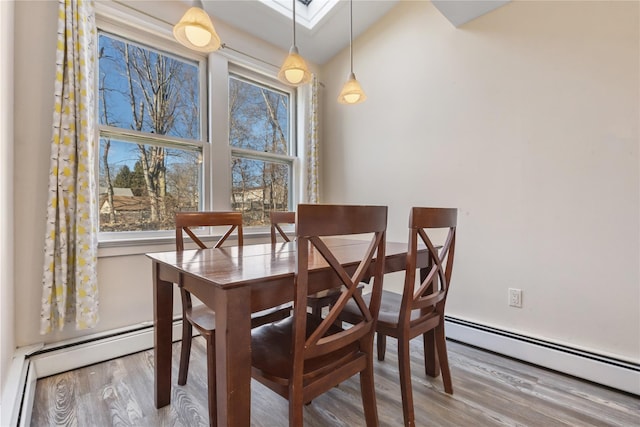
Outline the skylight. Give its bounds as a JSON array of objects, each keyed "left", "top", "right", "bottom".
[{"left": 258, "top": 0, "right": 340, "bottom": 30}]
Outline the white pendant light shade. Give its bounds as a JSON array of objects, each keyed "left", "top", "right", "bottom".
[
  {"left": 278, "top": 46, "right": 312, "bottom": 86},
  {"left": 338, "top": 72, "right": 366, "bottom": 104},
  {"left": 339, "top": 0, "right": 366, "bottom": 104},
  {"left": 278, "top": 0, "right": 311, "bottom": 87},
  {"left": 173, "top": 7, "right": 221, "bottom": 53}
]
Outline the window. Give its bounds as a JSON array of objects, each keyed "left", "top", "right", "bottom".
[
  {"left": 98, "top": 30, "right": 205, "bottom": 234},
  {"left": 229, "top": 74, "right": 295, "bottom": 226},
  {"left": 96, "top": 13, "right": 300, "bottom": 242}
]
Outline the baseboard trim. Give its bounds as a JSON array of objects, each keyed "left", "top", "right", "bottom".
[
  {"left": 1, "top": 344, "right": 42, "bottom": 427},
  {"left": 18, "top": 362, "right": 37, "bottom": 427},
  {"left": 30, "top": 320, "right": 184, "bottom": 379},
  {"left": 9, "top": 320, "right": 184, "bottom": 427},
  {"left": 8, "top": 317, "right": 638, "bottom": 427},
  {"left": 444, "top": 316, "right": 640, "bottom": 396}
]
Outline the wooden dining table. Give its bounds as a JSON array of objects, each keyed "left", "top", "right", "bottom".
[{"left": 147, "top": 237, "right": 437, "bottom": 426}]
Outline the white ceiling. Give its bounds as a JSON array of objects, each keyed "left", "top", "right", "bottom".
[
  {"left": 201, "top": 0, "right": 399, "bottom": 65},
  {"left": 193, "top": 1, "right": 511, "bottom": 64}
]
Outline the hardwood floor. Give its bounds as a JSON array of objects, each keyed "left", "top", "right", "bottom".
[{"left": 32, "top": 337, "right": 639, "bottom": 426}]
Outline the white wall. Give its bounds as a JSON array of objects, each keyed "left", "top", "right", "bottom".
[
  {"left": 13, "top": 0, "right": 57, "bottom": 348},
  {"left": 321, "top": 0, "right": 639, "bottom": 362},
  {"left": 12, "top": 0, "right": 639, "bottom": 367},
  {"left": 1, "top": 0, "right": 15, "bottom": 398},
  {"left": 12, "top": 1, "right": 301, "bottom": 348}
]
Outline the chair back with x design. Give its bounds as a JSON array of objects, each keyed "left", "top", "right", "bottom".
[
  {"left": 399, "top": 207, "right": 457, "bottom": 326},
  {"left": 270, "top": 211, "right": 295, "bottom": 244}
]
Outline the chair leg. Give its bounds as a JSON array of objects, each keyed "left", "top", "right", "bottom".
[
  {"left": 435, "top": 323, "right": 453, "bottom": 394},
  {"left": 359, "top": 354, "right": 380, "bottom": 427},
  {"left": 423, "top": 329, "right": 439, "bottom": 377},
  {"left": 289, "top": 382, "right": 304, "bottom": 427},
  {"left": 398, "top": 338, "right": 415, "bottom": 427},
  {"left": 178, "top": 319, "right": 193, "bottom": 386},
  {"left": 206, "top": 334, "right": 217, "bottom": 427},
  {"left": 377, "top": 333, "right": 387, "bottom": 361}
]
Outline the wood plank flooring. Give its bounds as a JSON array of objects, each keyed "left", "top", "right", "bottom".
[{"left": 31, "top": 338, "right": 639, "bottom": 426}]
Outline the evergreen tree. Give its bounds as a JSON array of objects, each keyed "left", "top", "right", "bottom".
[
  {"left": 131, "top": 161, "right": 147, "bottom": 197},
  {"left": 112, "top": 165, "right": 132, "bottom": 189}
]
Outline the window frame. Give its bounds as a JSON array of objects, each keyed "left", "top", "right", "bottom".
[
  {"left": 96, "top": 22, "right": 209, "bottom": 243},
  {"left": 227, "top": 66, "right": 298, "bottom": 224},
  {"left": 95, "top": 7, "right": 302, "bottom": 248}
]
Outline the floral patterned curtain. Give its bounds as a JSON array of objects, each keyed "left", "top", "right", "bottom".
[
  {"left": 305, "top": 75, "right": 320, "bottom": 203},
  {"left": 41, "top": 0, "right": 98, "bottom": 334}
]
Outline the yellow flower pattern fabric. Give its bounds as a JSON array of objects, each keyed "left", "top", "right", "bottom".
[
  {"left": 305, "top": 75, "right": 319, "bottom": 203},
  {"left": 41, "top": 0, "right": 98, "bottom": 334}
]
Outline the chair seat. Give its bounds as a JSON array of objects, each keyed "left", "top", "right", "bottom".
[
  {"left": 343, "top": 290, "right": 436, "bottom": 329},
  {"left": 251, "top": 313, "right": 361, "bottom": 382},
  {"left": 185, "top": 304, "right": 217, "bottom": 336},
  {"left": 185, "top": 303, "right": 292, "bottom": 337}
]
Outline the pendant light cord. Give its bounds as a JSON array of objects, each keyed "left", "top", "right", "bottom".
[
  {"left": 349, "top": 0, "right": 353, "bottom": 73},
  {"left": 292, "top": 0, "right": 297, "bottom": 48}
]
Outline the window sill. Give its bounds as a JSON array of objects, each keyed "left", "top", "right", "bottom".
[{"left": 98, "top": 230, "right": 273, "bottom": 258}]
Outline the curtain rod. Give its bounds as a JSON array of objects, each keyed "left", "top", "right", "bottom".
[
  {"left": 220, "top": 43, "right": 279, "bottom": 69},
  {"left": 109, "top": 0, "right": 324, "bottom": 87},
  {"left": 110, "top": 0, "right": 278, "bottom": 69}
]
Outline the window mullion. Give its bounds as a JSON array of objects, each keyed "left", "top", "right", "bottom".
[
  {"left": 231, "top": 147, "right": 295, "bottom": 164},
  {"left": 99, "top": 125, "right": 204, "bottom": 152}
]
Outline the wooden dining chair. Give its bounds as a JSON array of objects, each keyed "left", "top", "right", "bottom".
[
  {"left": 269, "top": 210, "right": 349, "bottom": 318},
  {"left": 175, "top": 211, "right": 291, "bottom": 426},
  {"left": 252, "top": 204, "right": 388, "bottom": 426},
  {"left": 270, "top": 210, "right": 295, "bottom": 244},
  {"left": 341, "top": 207, "right": 457, "bottom": 427}
]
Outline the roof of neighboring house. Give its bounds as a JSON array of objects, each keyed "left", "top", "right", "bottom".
[
  {"left": 99, "top": 187, "right": 135, "bottom": 197},
  {"left": 100, "top": 195, "right": 149, "bottom": 212}
]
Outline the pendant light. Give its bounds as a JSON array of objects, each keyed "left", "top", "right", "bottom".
[
  {"left": 278, "top": 0, "right": 312, "bottom": 86},
  {"left": 173, "top": 0, "right": 221, "bottom": 53},
  {"left": 338, "top": 0, "right": 366, "bottom": 104}
]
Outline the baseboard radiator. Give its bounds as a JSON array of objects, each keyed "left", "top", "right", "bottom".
[
  {"left": 5, "top": 317, "right": 639, "bottom": 426},
  {"left": 445, "top": 316, "right": 640, "bottom": 396},
  {"left": 4, "top": 320, "right": 183, "bottom": 427}
]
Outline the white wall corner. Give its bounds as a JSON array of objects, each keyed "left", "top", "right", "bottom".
[{"left": 0, "top": 0, "right": 16, "bottom": 420}]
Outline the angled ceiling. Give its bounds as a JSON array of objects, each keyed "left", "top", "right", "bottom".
[
  {"left": 159, "top": 1, "right": 510, "bottom": 65},
  {"left": 201, "top": 0, "right": 399, "bottom": 65}
]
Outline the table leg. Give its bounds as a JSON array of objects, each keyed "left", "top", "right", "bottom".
[
  {"left": 153, "top": 262, "right": 174, "bottom": 408},
  {"left": 214, "top": 286, "right": 252, "bottom": 427}
]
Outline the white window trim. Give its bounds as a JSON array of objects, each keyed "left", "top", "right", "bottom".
[
  {"left": 95, "top": 2, "right": 304, "bottom": 254},
  {"left": 96, "top": 19, "right": 209, "bottom": 244},
  {"left": 228, "top": 66, "right": 299, "bottom": 217}
]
